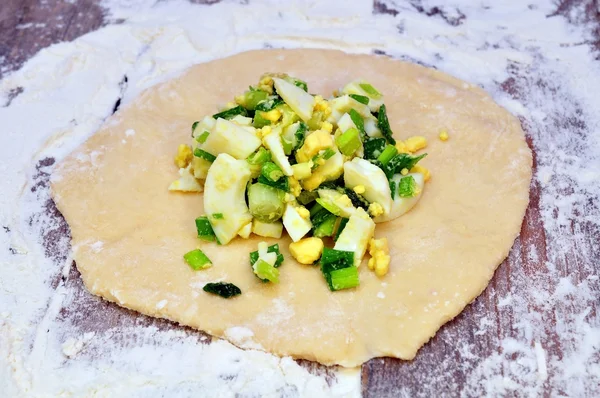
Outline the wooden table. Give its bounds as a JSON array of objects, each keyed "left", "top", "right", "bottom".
[{"left": 3, "top": 1, "right": 599, "bottom": 396}]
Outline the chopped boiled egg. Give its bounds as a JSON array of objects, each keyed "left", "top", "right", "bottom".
[
  {"left": 168, "top": 164, "right": 203, "bottom": 192},
  {"left": 282, "top": 203, "right": 312, "bottom": 242},
  {"left": 273, "top": 77, "right": 315, "bottom": 122},
  {"left": 203, "top": 153, "right": 252, "bottom": 244},
  {"left": 374, "top": 172, "right": 425, "bottom": 223},
  {"left": 202, "top": 118, "right": 262, "bottom": 160},
  {"left": 289, "top": 237, "right": 324, "bottom": 265},
  {"left": 343, "top": 158, "right": 392, "bottom": 217},
  {"left": 334, "top": 208, "right": 375, "bottom": 267},
  {"left": 262, "top": 126, "right": 293, "bottom": 176}
]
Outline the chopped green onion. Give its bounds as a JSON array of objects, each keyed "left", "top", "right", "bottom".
[
  {"left": 390, "top": 179, "right": 397, "bottom": 199},
  {"left": 212, "top": 105, "right": 248, "bottom": 120},
  {"left": 349, "top": 94, "right": 370, "bottom": 105},
  {"left": 247, "top": 147, "right": 271, "bottom": 165},
  {"left": 363, "top": 137, "right": 386, "bottom": 160},
  {"left": 183, "top": 249, "right": 212, "bottom": 270},
  {"left": 278, "top": 104, "right": 300, "bottom": 128},
  {"left": 191, "top": 121, "right": 199, "bottom": 137},
  {"left": 309, "top": 202, "right": 324, "bottom": 217},
  {"left": 203, "top": 282, "right": 241, "bottom": 298},
  {"left": 284, "top": 76, "right": 308, "bottom": 92},
  {"left": 382, "top": 153, "right": 427, "bottom": 178},
  {"left": 194, "top": 148, "right": 216, "bottom": 162},
  {"left": 376, "top": 104, "right": 396, "bottom": 145},
  {"left": 349, "top": 109, "right": 366, "bottom": 139},
  {"left": 248, "top": 182, "right": 285, "bottom": 222},
  {"left": 253, "top": 112, "right": 272, "bottom": 128},
  {"left": 378, "top": 144, "right": 398, "bottom": 165},
  {"left": 307, "top": 110, "right": 326, "bottom": 131},
  {"left": 255, "top": 96, "right": 284, "bottom": 112},
  {"left": 296, "top": 122, "right": 308, "bottom": 148},
  {"left": 316, "top": 198, "right": 342, "bottom": 216},
  {"left": 252, "top": 259, "right": 280, "bottom": 283},
  {"left": 241, "top": 89, "right": 269, "bottom": 110},
  {"left": 395, "top": 152, "right": 427, "bottom": 171},
  {"left": 257, "top": 174, "right": 289, "bottom": 192},
  {"left": 320, "top": 248, "right": 355, "bottom": 291},
  {"left": 281, "top": 137, "right": 294, "bottom": 155},
  {"left": 313, "top": 213, "right": 337, "bottom": 238},
  {"left": 196, "top": 131, "right": 210, "bottom": 144},
  {"left": 195, "top": 216, "right": 217, "bottom": 242},
  {"left": 261, "top": 161, "right": 284, "bottom": 182},
  {"left": 330, "top": 267, "right": 360, "bottom": 291},
  {"left": 249, "top": 244, "right": 284, "bottom": 269},
  {"left": 398, "top": 175, "right": 417, "bottom": 197},
  {"left": 323, "top": 148, "right": 336, "bottom": 160},
  {"left": 359, "top": 83, "right": 382, "bottom": 99},
  {"left": 211, "top": 213, "right": 224, "bottom": 220},
  {"left": 335, "top": 127, "right": 361, "bottom": 156},
  {"left": 340, "top": 187, "right": 370, "bottom": 210},
  {"left": 334, "top": 217, "right": 349, "bottom": 241},
  {"left": 297, "top": 190, "right": 318, "bottom": 205}
]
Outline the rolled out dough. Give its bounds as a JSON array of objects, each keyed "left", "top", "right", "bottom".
[{"left": 51, "top": 49, "right": 532, "bottom": 367}]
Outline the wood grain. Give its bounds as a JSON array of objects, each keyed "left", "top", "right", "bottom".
[{"left": 2, "top": 0, "right": 599, "bottom": 396}]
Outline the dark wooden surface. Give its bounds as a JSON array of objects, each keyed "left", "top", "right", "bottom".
[{"left": 3, "top": 0, "right": 599, "bottom": 397}]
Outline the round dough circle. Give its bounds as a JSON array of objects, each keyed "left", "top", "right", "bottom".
[{"left": 52, "top": 49, "right": 532, "bottom": 367}]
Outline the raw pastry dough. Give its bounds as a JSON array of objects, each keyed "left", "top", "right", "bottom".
[{"left": 51, "top": 49, "right": 532, "bottom": 367}]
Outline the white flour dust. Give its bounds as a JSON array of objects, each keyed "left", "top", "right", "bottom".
[{"left": 0, "top": 0, "right": 599, "bottom": 396}]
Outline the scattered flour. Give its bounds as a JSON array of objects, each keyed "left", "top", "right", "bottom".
[{"left": 0, "top": 0, "right": 598, "bottom": 397}]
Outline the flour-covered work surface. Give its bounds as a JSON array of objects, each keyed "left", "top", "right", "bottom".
[{"left": 1, "top": 1, "right": 599, "bottom": 397}]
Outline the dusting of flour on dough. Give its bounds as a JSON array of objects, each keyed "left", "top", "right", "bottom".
[{"left": 0, "top": 0, "right": 598, "bottom": 396}]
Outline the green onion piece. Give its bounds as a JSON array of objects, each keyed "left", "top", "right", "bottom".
[
  {"left": 247, "top": 147, "right": 271, "bottom": 165},
  {"left": 255, "top": 96, "right": 284, "bottom": 112},
  {"left": 316, "top": 198, "right": 342, "bottom": 216},
  {"left": 389, "top": 179, "right": 397, "bottom": 199},
  {"left": 196, "top": 131, "right": 210, "bottom": 144},
  {"left": 203, "top": 282, "right": 241, "bottom": 298},
  {"left": 212, "top": 105, "right": 248, "bottom": 120},
  {"left": 378, "top": 144, "right": 398, "bottom": 165},
  {"left": 349, "top": 109, "right": 366, "bottom": 140},
  {"left": 335, "top": 127, "right": 361, "bottom": 156},
  {"left": 252, "top": 259, "right": 280, "bottom": 283},
  {"left": 194, "top": 148, "right": 216, "bottom": 162},
  {"left": 349, "top": 94, "right": 369, "bottom": 105},
  {"left": 330, "top": 267, "right": 360, "bottom": 291},
  {"left": 307, "top": 110, "right": 326, "bottom": 131},
  {"left": 363, "top": 137, "right": 387, "bottom": 160},
  {"left": 334, "top": 217, "right": 349, "bottom": 241},
  {"left": 250, "top": 244, "right": 284, "bottom": 269},
  {"left": 313, "top": 213, "right": 337, "bottom": 238},
  {"left": 309, "top": 202, "right": 324, "bottom": 217},
  {"left": 195, "top": 216, "right": 216, "bottom": 242},
  {"left": 294, "top": 122, "right": 308, "bottom": 149},
  {"left": 284, "top": 76, "right": 308, "bottom": 92},
  {"left": 261, "top": 161, "right": 284, "bottom": 182},
  {"left": 297, "top": 190, "right": 318, "bottom": 205},
  {"left": 320, "top": 247, "right": 355, "bottom": 291},
  {"left": 191, "top": 121, "right": 199, "bottom": 137},
  {"left": 323, "top": 148, "right": 336, "bottom": 160},
  {"left": 257, "top": 174, "right": 289, "bottom": 192},
  {"left": 359, "top": 83, "right": 382, "bottom": 99},
  {"left": 212, "top": 213, "right": 224, "bottom": 220},
  {"left": 183, "top": 249, "right": 212, "bottom": 270},
  {"left": 281, "top": 137, "right": 294, "bottom": 155},
  {"left": 243, "top": 89, "right": 269, "bottom": 110},
  {"left": 383, "top": 153, "right": 427, "bottom": 178},
  {"left": 278, "top": 104, "right": 301, "bottom": 128},
  {"left": 398, "top": 175, "right": 417, "bottom": 198},
  {"left": 340, "top": 187, "right": 370, "bottom": 210},
  {"left": 253, "top": 112, "right": 272, "bottom": 128},
  {"left": 248, "top": 183, "right": 285, "bottom": 223},
  {"left": 376, "top": 104, "right": 396, "bottom": 145}
]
